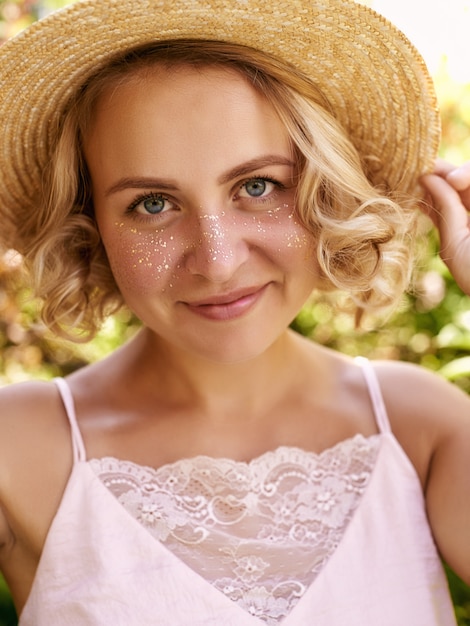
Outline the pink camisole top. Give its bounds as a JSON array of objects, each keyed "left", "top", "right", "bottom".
[{"left": 18, "top": 359, "right": 456, "bottom": 625}]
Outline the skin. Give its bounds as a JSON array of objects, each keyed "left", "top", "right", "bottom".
[
  {"left": 85, "top": 65, "right": 319, "bottom": 365},
  {"left": 0, "top": 65, "right": 469, "bottom": 616},
  {"left": 421, "top": 158, "right": 470, "bottom": 294}
]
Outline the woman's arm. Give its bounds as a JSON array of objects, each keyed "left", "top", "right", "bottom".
[
  {"left": 0, "top": 382, "right": 73, "bottom": 610},
  {"left": 424, "top": 377, "right": 470, "bottom": 585},
  {"left": 421, "top": 159, "right": 470, "bottom": 295},
  {"left": 375, "top": 360, "right": 470, "bottom": 585},
  {"left": 418, "top": 164, "right": 470, "bottom": 581}
]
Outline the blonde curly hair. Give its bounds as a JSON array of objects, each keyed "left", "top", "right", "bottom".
[{"left": 22, "top": 40, "right": 418, "bottom": 340}]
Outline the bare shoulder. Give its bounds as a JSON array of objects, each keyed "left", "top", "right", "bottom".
[
  {"left": 371, "top": 359, "right": 469, "bottom": 432},
  {"left": 0, "top": 380, "right": 73, "bottom": 566},
  {"left": 0, "top": 379, "right": 71, "bottom": 458},
  {"left": 371, "top": 359, "right": 470, "bottom": 583},
  {"left": 370, "top": 359, "right": 470, "bottom": 464}
]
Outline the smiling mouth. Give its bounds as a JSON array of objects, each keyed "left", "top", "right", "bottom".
[{"left": 183, "top": 284, "right": 270, "bottom": 321}]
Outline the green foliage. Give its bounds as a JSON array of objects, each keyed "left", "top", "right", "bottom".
[
  {"left": 0, "top": 575, "right": 16, "bottom": 626},
  {"left": 447, "top": 566, "right": 470, "bottom": 626},
  {"left": 293, "top": 240, "right": 470, "bottom": 394}
]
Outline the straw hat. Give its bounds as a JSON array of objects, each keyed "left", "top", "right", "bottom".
[{"left": 0, "top": 0, "right": 440, "bottom": 251}]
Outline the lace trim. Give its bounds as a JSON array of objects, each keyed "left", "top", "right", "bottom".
[{"left": 90, "top": 434, "right": 380, "bottom": 623}]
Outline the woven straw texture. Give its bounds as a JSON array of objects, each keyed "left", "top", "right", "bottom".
[{"left": 0, "top": 0, "right": 440, "bottom": 250}]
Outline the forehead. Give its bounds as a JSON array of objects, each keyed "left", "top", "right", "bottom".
[
  {"left": 87, "top": 62, "right": 288, "bottom": 140},
  {"left": 83, "top": 64, "right": 293, "bottom": 188},
  {"left": 88, "top": 62, "right": 271, "bottom": 119}
]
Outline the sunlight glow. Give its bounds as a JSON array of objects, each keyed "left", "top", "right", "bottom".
[{"left": 371, "top": 0, "right": 470, "bottom": 83}]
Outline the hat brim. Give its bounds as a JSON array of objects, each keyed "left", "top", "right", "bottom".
[{"left": 0, "top": 0, "right": 440, "bottom": 241}]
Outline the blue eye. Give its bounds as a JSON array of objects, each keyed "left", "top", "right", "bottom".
[
  {"left": 239, "top": 178, "right": 279, "bottom": 199},
  {"left": 244, "top": 179, "right": 267, "bottom": 197},
  {"left": 128, "top": 193, "right": 174, "bottom": 216},
  {"left": 142, "top": 196, "right": 166, "bottom": 214}
]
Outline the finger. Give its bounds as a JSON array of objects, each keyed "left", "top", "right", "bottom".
[
  {"left": 446, "top": 161, "right": 470, "bottom": 191},
  {"left": 432, "top": 158, "right": 456, "bottom": 178},
  {"left": 429, "top": 159, "right": 470, "bottom": 206},
  {"left": 420, "top": 173, "right": 469, "bottom": 247}
]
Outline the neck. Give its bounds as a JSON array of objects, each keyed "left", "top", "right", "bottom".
[{"left": 118, "top": 327, "right": 308, "bottom": 421}]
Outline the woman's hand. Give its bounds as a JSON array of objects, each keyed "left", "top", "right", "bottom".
[{"left": 420, "top": 159, "right": 470, "bottom": 295}]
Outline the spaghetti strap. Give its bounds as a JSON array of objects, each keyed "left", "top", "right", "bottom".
[
  {"left": 355, "top": 357, "right": 391, "bottom": 434},
  {"left": 53, "top": 378, "right": 87, "bottom": 463}
]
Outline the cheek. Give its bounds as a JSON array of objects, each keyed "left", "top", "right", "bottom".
[
  {"left": 99, "top": 205, "right": 316, "bottom": 294},
  {"left": 251, "top": 205, "right": 315, "bottom": 264},
  {"left": 100, "top": 223, "right": 183, "bottom": 294}
]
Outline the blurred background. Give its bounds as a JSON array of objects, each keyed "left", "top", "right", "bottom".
[{"left": 0, "top": 0, "right": 470, "bottom": 624}]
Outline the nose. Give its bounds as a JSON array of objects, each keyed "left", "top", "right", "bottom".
[{"left": 184, "top": 212, "right": 250, "bottom": 282}]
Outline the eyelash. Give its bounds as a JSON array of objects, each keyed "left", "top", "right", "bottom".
[
  {"left": 125, "top": 175, "right": 287, "bottom": 220},
  {"left": 126, "top": 192, "right": 171, "bottom": 217},
  {"left": 236, "top": 176, "right": 286, "bottom": 202}
]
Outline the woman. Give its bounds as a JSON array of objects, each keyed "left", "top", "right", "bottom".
[{"left": 0, "top": 0, "right": 468, "bottom": 624}]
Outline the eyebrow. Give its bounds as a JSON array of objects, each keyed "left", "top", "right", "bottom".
[
  {"left": 217, "top": 155, "right": 296, "bottom": 184},
  {"left": 104, "top": 155, "right": 296, "bottom": 197}
]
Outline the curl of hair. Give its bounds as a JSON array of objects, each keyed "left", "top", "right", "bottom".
[
  {"left": 23, "top": 111, "right": 122, "bottom": 341},
  {"left": 24, "top": 39, "right": 418, "bottom": 340},
  {"left": 267, "top": 86, "right": 417, "bottom": 313}
]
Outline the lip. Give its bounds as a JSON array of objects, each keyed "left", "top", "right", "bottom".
[{"left": 183, "top": 284, "right": 270, "bottom": 321}]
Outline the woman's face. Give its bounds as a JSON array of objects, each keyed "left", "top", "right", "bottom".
[{"left": 84, "top": 64, "right": 319, "bottom": 362}]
